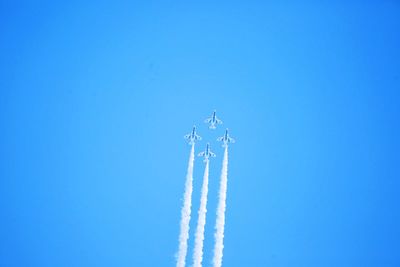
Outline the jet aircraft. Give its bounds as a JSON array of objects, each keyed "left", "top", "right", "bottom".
[
  {"left": 217, "top": 128, "right": 235, "bottom": 147},
  {"left": 198, "top": 143, "right": 216, "bottom": 162},
  {"left": 184, "top": 126, "right": 201, "bottom": 144},
  {"left": 205, "top": 110, "right": 223, "bottom": 129}
]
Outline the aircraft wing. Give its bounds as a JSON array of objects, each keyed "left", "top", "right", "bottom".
[
  {"left": 217, "top": 136, "right": 224, "bottom": 141},
  {"left": 184, "top": 134, "right": 191, "bottom": 139},
  {"left": 204, "top": 118, "right": 212, "bottom": 123},
  {"left": 216, "top": 118, "right": 223, "bottom": 124},
  {"left": 198, "top": 152, "right": 205, "bottom": 157},
  {"left": 210, "top": 152, "right": 216, "bottom": 157}
]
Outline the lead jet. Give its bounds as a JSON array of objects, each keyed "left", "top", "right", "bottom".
[
  {"left": 217, "top": 128, "right": 235, "bottom": 147},
  {"left": 184, "top": 126, "right": 202, "bottom": 145},
  {"left": 198, "top": 143, "right": 216, "bottom": 162},
  {"left": 204, "top": 110, "right": 223, "bottom": 129}
]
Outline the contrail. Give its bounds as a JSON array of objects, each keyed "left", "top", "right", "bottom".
[
  {"left": 176, "top": 144, "right": 195, "bottom": 267},
  {"left": 192, "top": 160, "right": 210, "bottom": 267},
  {"left": 213, "top": 146, "right": 229, "bottom": 267}
]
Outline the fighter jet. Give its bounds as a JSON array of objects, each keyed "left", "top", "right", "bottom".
[
  {"left": 184, "top": 126, "right": 202, "bottom": 145},
  {"left": 204, "top": 110, "right": 223, "bottom": 129},
  {"left": 198, "top": 143, "right": 216, "bottom": 162},
  {"left": 217, "top": 128, "right": 235, "bottom": 147}
]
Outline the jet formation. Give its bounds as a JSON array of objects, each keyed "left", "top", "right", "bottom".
[{"left": 184, "top": 110, "right": 234, "bottom": 161}]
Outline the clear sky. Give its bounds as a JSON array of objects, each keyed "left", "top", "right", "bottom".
[{"left": 1, "top": 1, "right": 400, "bottom": 266}]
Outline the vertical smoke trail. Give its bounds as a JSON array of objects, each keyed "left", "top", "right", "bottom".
[
  {"left": 213, "top": 146, "right": 229, "bottom": 267},
  {"left": 192, "top": 160, "right": 210, "bottom": 267},
  {"left": 176, "top": 144, "right": 195, "bottom": 267}
]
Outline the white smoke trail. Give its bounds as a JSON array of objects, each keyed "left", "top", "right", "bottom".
[
  {"left": 213, "top": 146, "right": 229, "bottom": 267},
  {"left": 192, "top": 160, "right": 210, "bottom": 267},
  {"left": 176, "top": 144, "right": 195, "bottom": 267}
]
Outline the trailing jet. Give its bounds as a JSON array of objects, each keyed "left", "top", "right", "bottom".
[
  {"left": 198, "top": 143, "right": 216, "bottom": 162},
  {"left": 184, "top": 126, "right": 202, "bottom": 145},
  {"left": 205, "top": 110, "right": 223, "bottom": 129},
  {"left": 217, "top": 128, "right": 235, "bottom": 147}
]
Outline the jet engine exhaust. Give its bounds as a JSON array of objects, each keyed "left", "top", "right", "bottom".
[{"left": 176, "top": 144, "right": 195, "bottom": 267}]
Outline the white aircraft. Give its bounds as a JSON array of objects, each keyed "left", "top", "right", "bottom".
[
  {"left": 217, "top": 129, "right": 235, "bottom": 147},
  {"left": 204, "top": 110, "right": 223, "bottom": 129},
  {"left": 184, "top": 126, "right": 201, "bottom": 145},
  {"left": 198, "top": 143, "right": 216, "bottom": 162}
]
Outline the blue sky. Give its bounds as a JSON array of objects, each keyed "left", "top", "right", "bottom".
[{"left": 1, "top": 1, "right": 400, "bottom": 266}]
